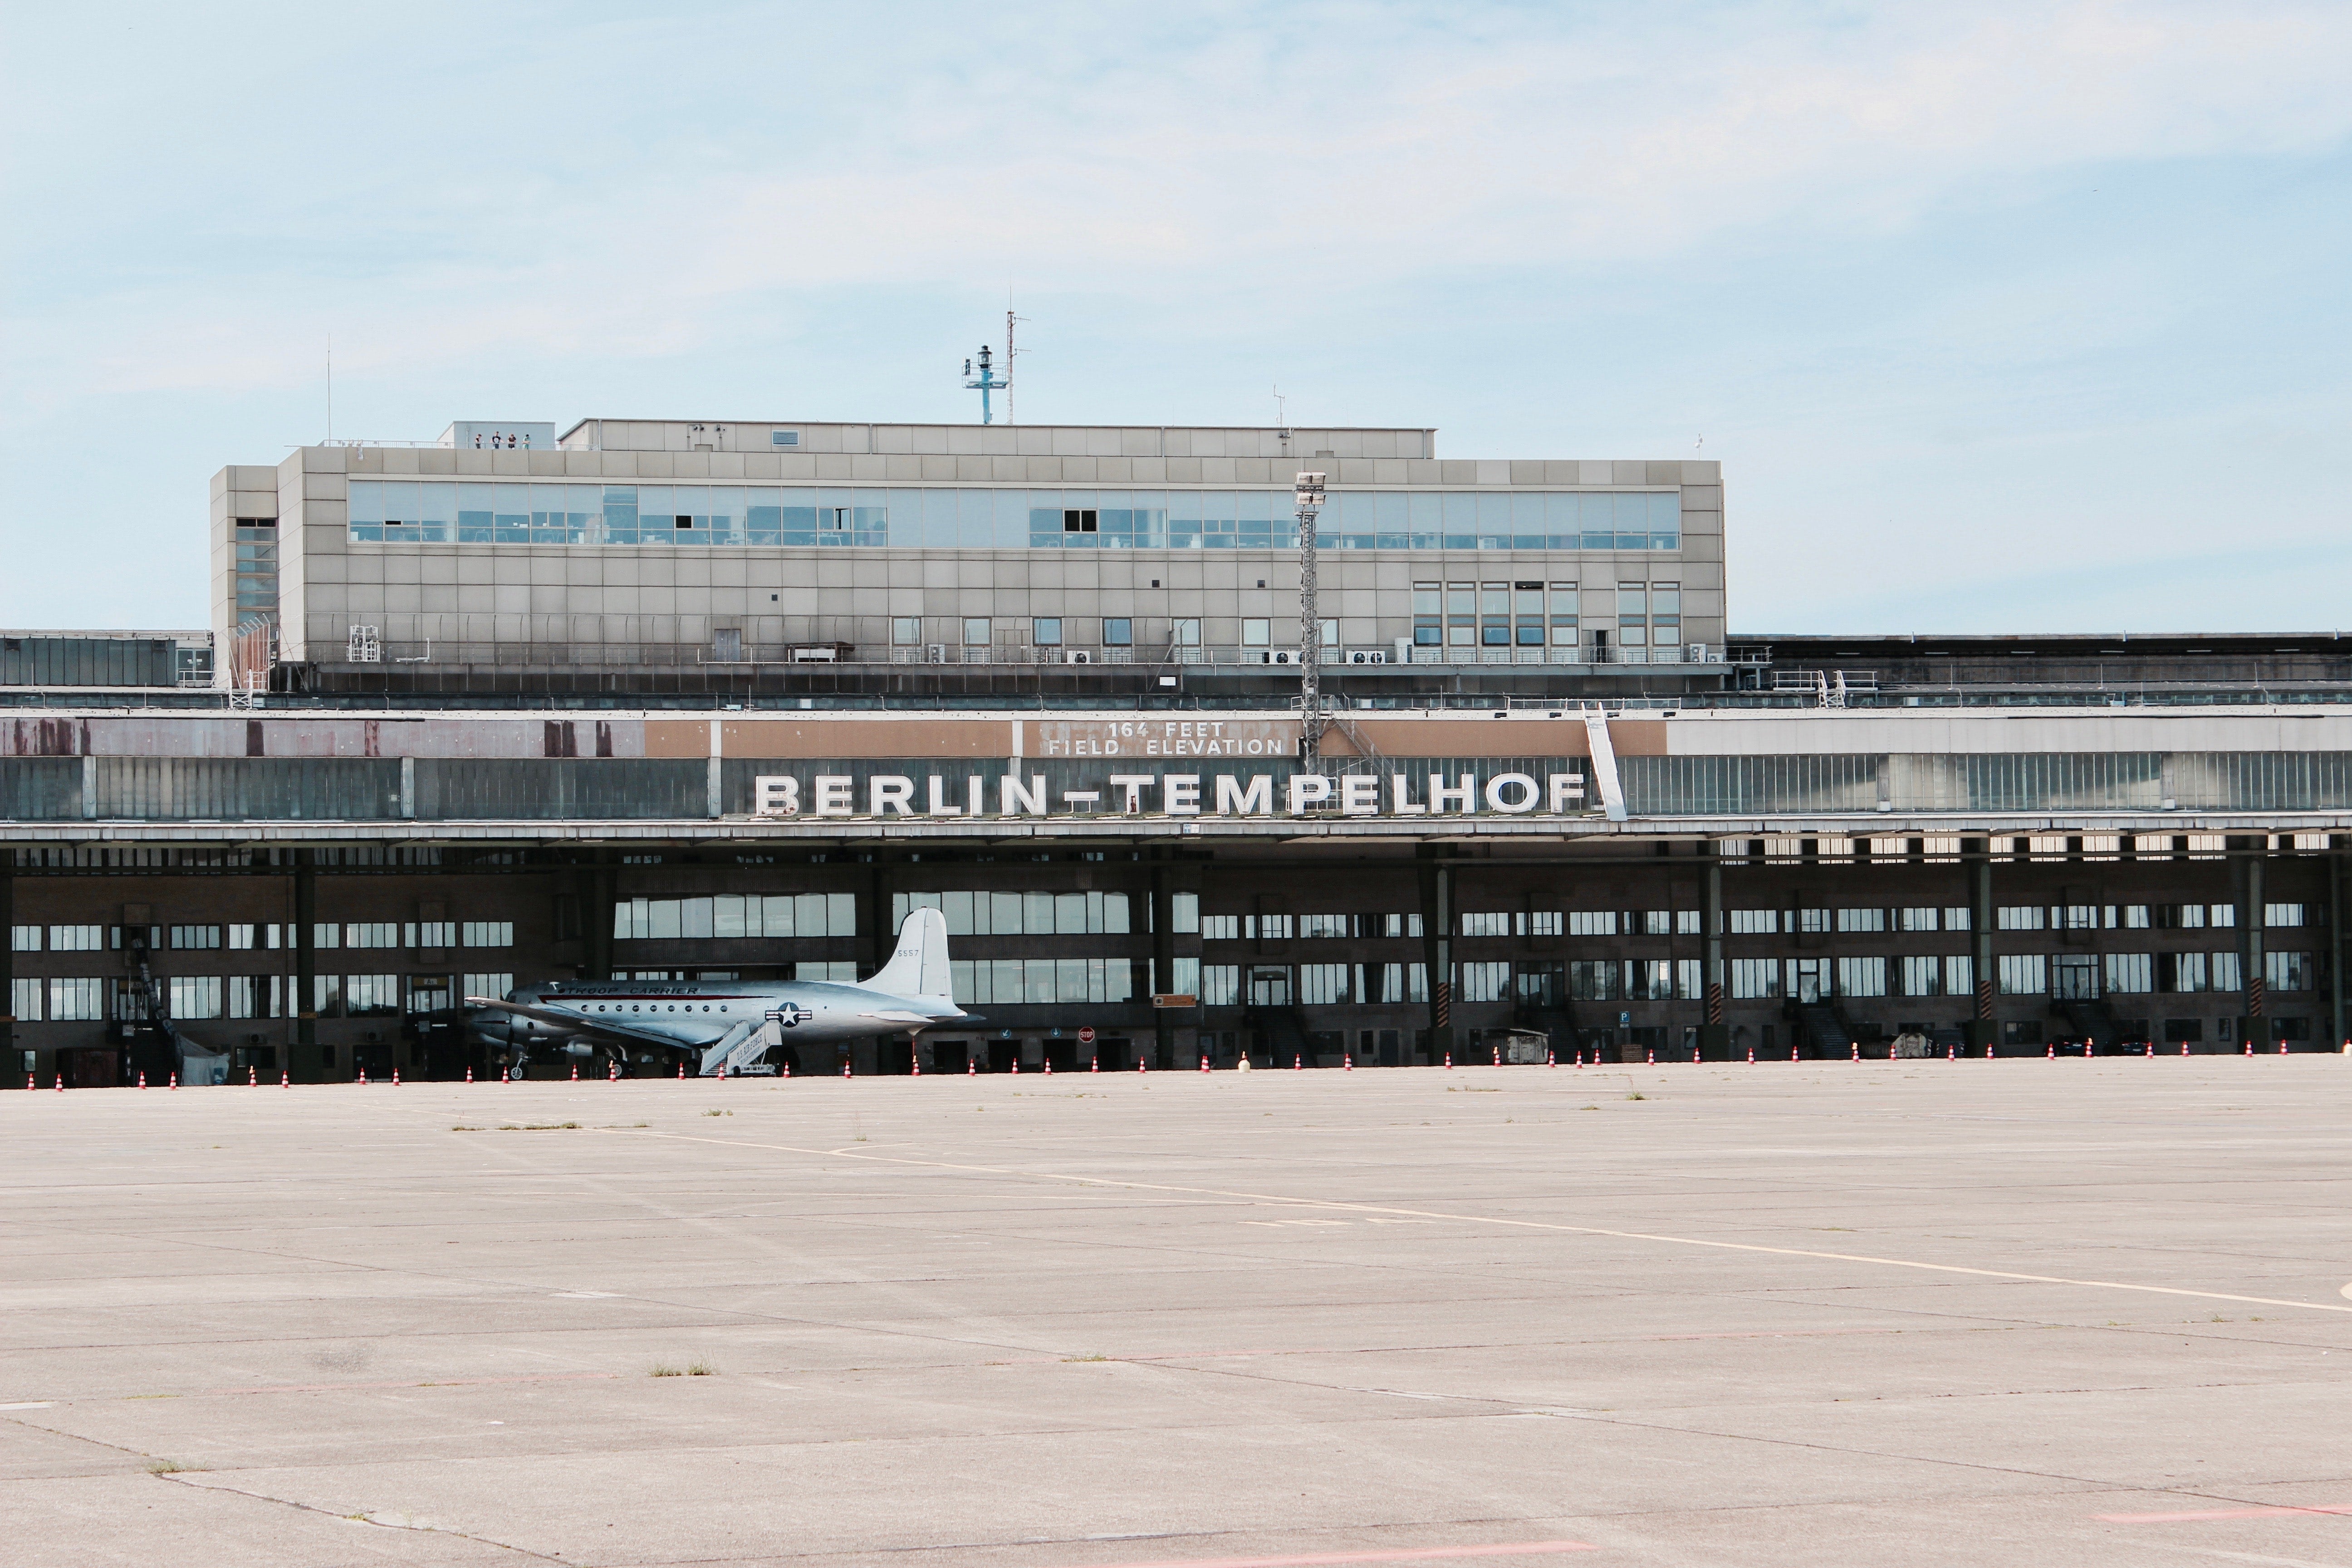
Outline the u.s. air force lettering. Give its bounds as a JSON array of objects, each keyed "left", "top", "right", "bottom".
[{"left": 750, "top": 769, "right": 1585, "bottom": 818}]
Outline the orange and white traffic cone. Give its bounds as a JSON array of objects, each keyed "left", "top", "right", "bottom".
[
  {"left": 1293, "top": 1054, "right": 1302, "bottom": 1070},
  {"left": 1444, "top": 1052, "right": 1453, "bottom": 1069},
  {"left": 282, "top": 1070, "right": 290, "bottom": 1087},
  {"left": 137, "top": 1071, "right": 147, "bottom": 1089},
  {"left": 392, "top": 1068, "right": 401, "bottom": 1086},
  {"left": 169, "top": 1073, "right": 178, "bottom": 1089},
  {"left": 1746, "top": 1045, "right": 1755, "bottom": 1063},
  {"left": 1646, "top": 1050, "right": 1655, "bottom": 1065},
  {"left": 1137, "top": 1054, "right": 1147, "bottom": 1072},
  {"left": 1044, "top": 1057, "right": 1054, "bottom": 1075},
  {"left": 569, "top": 1063, "right": 578, "bottom": 1082},
  {"left": 968, "top": 1057, "right": 977, "bottom": 1076},
  {"left": 465, "top": 1067, "right": 473, "bottom": 1083},
  {"left": 1199, "top": 1055, "right": 1208, "bottom": 1073},
  {"left": 1088, "top": 1055, "right": 1097, "bottom": 1073}
]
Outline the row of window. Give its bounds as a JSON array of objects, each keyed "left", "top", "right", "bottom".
[
  {"left": 8, "top": 922, "right": 514, "bottom": 953},
  {"left": 612, "top": 894, "right": 856, "bottom": 941},
  {"left": 1177, "top": 951, "right": 2318, "bottom": 1008},
  {"left": 950, "top": 958, "right": 1138, "bottom": 1005},
  {"left": 1410, "top": 583, "right": 1676, "bottom": 648},
  {"left": 893, "top": 891, "right": 1133, "bottom": 936},
  {"left": 1202, "top": 913, "right": 1425, "bottom": 941},
  {"left": 344, "top": 481, "right": 1686, "bottom": 554},
  {"left": 10, "top": 974, "right": 515, "bottom": 1022}
]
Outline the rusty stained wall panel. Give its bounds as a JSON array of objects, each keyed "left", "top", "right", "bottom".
[
  {"left": 0, "top": 717, "right": 650, "bottom": 760},
  {"left": 93, "top": 758, "right": 405, "bottom": 820},
  {"left": 642, "top": 719, "right": 1015, "bottom": 759}
]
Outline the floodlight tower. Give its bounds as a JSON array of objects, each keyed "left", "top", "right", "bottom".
[
  {"left": 1294, "top": 470, "right": 1327, "bottom": 764},
  {"left": 961, "top": 345, "right": 1008, "bottom": 425}
]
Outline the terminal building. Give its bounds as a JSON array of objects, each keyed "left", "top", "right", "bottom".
[{"left": 0, "top": 416, "right": 2343, "bottom": 1087}]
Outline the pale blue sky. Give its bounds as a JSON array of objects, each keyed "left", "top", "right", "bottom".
[{"left": 2, "top": 1, "right": 2346, "bottom": 633}]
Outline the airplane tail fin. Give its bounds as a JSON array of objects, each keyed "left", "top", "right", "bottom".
[{"left": 865, "top": 907, "right": 954, "bottom": 1002}]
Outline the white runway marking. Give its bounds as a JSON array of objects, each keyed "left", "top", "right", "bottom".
[{"left": 601, "top": 1128, "right": 2352, "bottom": 1318}]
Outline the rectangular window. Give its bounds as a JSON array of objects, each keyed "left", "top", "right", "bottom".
[
  {"left": 463, "top": 973, "right": 514, "bottom": 1002},
  {"left": 1797, "top": 908, "right": 1830, "bottom": 933},
  {"left": 1168, "top": 955, "right": 1200, "bottom": 997},
  {"left": 1459, "top": 912, "right": 1509, "bottom": 937},
  {"left": 1729, "top": 958, "right": 1782, "bottom": 999},
  {"left": 1062, "top": 508, "right": 1098, "bottom": 533},
  {"left": 1103, "top": 618, "right": 1132, "bottom": 647},
  {"left": 2266, "top": 951, "right": 2313, "bottom": 992},
  {"left": 9, "top": 925, "right": 37, "bottom": 952},
  {"left": 1728, "top": 910, "right": 1777, "bottom": 935},
  {"left": 962, "top": 617, "right": 991, "bottom": 647},
  {"left": 1033, "top": 617, "right": 1063, "bottom": 646},
  {"left": 2105, "top": 953, "right": 2153, "bottom": 995},
  {"left": 2122, "top": 905, "right": 2151, "bottom": 928},
  {"left": 891, "top": 617, "right": 921, "bottom": 646},
  {"left": 345, "top": 974, "right": 401, "bottom": 1017},
  {"left": 2265, "top": 903, "right": 2306, "bottom": 928},
  {"left": 168, "top": 975, "right": 223, "bottom": 1019},
  {"left": 1446, "top": 582, "right": 1474, "bottom": 646},
  {"left": 1548, "top": 581, "right": 1580, "bottom": 647},
  {"left": 169, "top": 925, "right": 221, "bottom": 950},
  {"left": 1200, "top": 965, "right": 1240, "bottom": 1006},
  {"left": 1643, "top": 911, "right": 1672, "bottom": 936},
  {"left": 1567, "top": 960, "right": 1617, "bottom": 1000},
  {"left": 1171, "top": 891, "right": 1199, "bottom": 934},
  {"left": 228, "top": 923, "right": 256, "bottom": 950},
  {"left": 11, "top": 976, "right": 40, "bottom": 1020},
  {"left": 1412, "top": 582, "right": 1442, "bottom": 647},
  {"left": 1996, "top": 906, "right": 2046, "bottom": 931},
  {"left": 2212, "top": 951, "right": 2243, "bottom": 991},
  {"left": 1899, "top": 907, "right": 1940, "bottom": 932},
  {"left": 1945, "top": 907, "right": 1971, "bottom": 931},
  {"left": 50, "top": 924, "right": 103, "bottom": 951},
  {"left": 1944, "top": 955, "right": 1974, "bottom": 995},
  {"left": 2059, "top": 905, "right": 2098, "bottom": 931},
  {"left": 48, "top": 977, "right": 104, "bottom": 1020},
  {"left": 1567, "top": 911, "right": 1617, "bottom": 936},
  {"left": 1619, "top": 959, "right": 1668, "bottom": 1000},
  {"left": 1836, "top": 956, "right": 1887, "bottom": 997},
  {"left": 1998, "top": 954, "right": 2047, "bottom": 995},
  {"left": 1523, "top": 911, "right": 1563, "bottom": 937},
  {"left": 1172, "top": 617, "right": 1200, "bottom": 647},
  {"left": 227, "top": 975, "right": 260, "bottom": 1019},
  {"left": 2210, "top": 904, "right": 2237, "bottom": 928},
  {"left": 1201, "top": 914, "right": 1242, "bottom": 941},
  {"left": 2154, "top": 904, "right": 2205, "bottom": 929},
  {"left": 461, "top": 921, "right": 514, "bottom": 948},
  {"left": 1835, "top": 908, "right": 1885, "bottom": 933},
  {"left": 1298, "top": 915, "right": 1350, "bottom": 940},
  {"left": 1257, "top": 913, "right": 1294, "bottom": 940},
  {"left": 1241, "top": 619, "right": 1270, "bottom": 646},
  {"left": 1298, "top": 963, "right": 1350, "bottom": 1004},
  {"left": 346, "top": 923, "right": 400, "bottom": 949},
  {"left": 1898, "top": 956, "right": 1945, "bottom": 997},
  {"left": 405, "top": 921, "right": 456, "bottom": 948},
  {"left": 1676, "top": 957, "right": 1703, "bottom": 1000}
]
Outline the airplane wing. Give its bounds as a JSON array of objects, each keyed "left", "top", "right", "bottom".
[{"left": 465, "top": 996, "right": 693, "bottom": 1053}]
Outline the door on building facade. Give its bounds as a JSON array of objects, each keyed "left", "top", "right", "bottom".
[
  {"left": 1793, "top": 959, "right": 1827, "bottom": 1004},
  {"left": 2052, "top": 956, "right": 2100, "bottom": 1000},
  {"left": 1249, "top": 967, "right": 1292, "bottom": 1007}
]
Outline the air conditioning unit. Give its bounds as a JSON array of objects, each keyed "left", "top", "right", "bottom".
[
  {"left": 1262, "top": 650, "right": 1299, "bottom": 666},
  {"left": 1689, "top": 643, "right": 1716, "bottom": 664},
  {"left": 1346, "top": 649, "right": 1388, "bottom": 665},
  {"left": 925, "top": 643, "right": 947, "bottom": 664},
  {"left": 1063, "top": 649, "right": 1093, "bottom": 664}
]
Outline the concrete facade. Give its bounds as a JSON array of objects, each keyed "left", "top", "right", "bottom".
[{"left": 208, "top": 422, "right": 1725, "bottom": 676}]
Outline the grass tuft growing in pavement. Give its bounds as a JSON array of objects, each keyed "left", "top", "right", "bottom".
[
  {"left": 650, "top": 1364, "right": 682, "bottom": 1377},
  {"left": 145, "top": 1459, "right": 190, "bottom": 1475},
  {"left": 686, "top": 1360, "right": 716, "bottom": 1376}
]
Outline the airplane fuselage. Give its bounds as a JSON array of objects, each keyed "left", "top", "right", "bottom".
[{"left": 500, "top": 979, "right": 965, "bottom": 1049}]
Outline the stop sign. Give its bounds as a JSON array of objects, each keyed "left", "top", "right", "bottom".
[{"left": 1078, "top": 1026, "right": 1096, "bottom": 1045}]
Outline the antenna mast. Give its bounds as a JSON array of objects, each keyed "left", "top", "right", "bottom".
[
  {"left": 326, "top": 336, "right": 333, "bottom": 446},
  {"left": 1005, "top": 306, "right": 1029, "bottom": 424},
  {"left": 1294, "top": 469, "right": 1327, "bottom": 764}
]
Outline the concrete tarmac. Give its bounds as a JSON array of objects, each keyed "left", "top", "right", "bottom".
[{"left": 4, "top": 1059, "right": 2351, "bottom": 1567}]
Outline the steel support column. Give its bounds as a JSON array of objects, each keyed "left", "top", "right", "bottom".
[{"left": 294, "top": 850, "right": 317, "bottom": 1077}]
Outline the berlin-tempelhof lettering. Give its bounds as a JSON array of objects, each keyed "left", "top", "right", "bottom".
[{"left": 751, "top": 769, "right": 1588, "bottom": 818}]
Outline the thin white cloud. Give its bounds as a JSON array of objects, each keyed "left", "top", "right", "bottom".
[{"left": 9, "top": 1, "right": 2348, "bottom": 400}]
